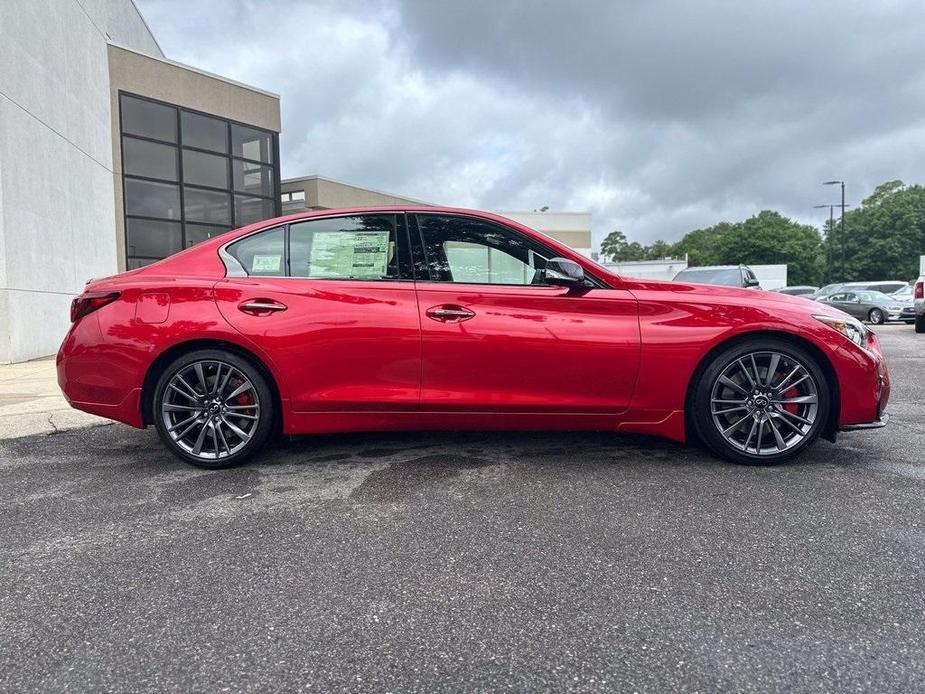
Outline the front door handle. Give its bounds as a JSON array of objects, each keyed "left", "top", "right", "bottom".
[
  {"left": 426, "top": 304, "right": 476, "bottom": 323},
  {"left": 239, "top": 299, "right": 287, "bottom": 315}
]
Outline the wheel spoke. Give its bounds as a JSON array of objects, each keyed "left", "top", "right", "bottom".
[
  {"left": 743, "top": 418, "right": 759, "bottom": 451},
  {"left": 737, "top": 359, "right": 756, "bottom": 387},
  {"left": 168, "top": 382, "right": 198, "bottom": 402},
  {"left": 776, "top": 394, "right": 818, "bottom": 405},
  {"left": 768, "top": 417, "right": 787, "bottom": 450},
  {"left": 210, "top": 421, "right": 220, "bottom": 457},
  {"left": 771, "top": 411, "right": 804, "bottom": 435},
  {"left": 776, "top": 365, "right": 803, "bottom": 391},
  {"left": 755, "top": 419, "right": 766, "bottom": 454},
  {"left": 722, "top": 412, "right": 751, "bottom": 436},
  {"left": 718, "top": 375, "right": 750, "bottom": 397},
  {"left": 225, "top": 411, "right": 259, "bottom": 421},
  {"left": 765, "top": 353, "right": 780, "bottom": 387},
  {"left": 777, "top": 408, "right": 813, "bottom": 426},
  {"left": 175, "top": 374, "right": 201, "bottom": 399},
  {"left": 168, "top": 413, "right": 200, "bottom": 433},
  {"left": 216, "top": 424, "right": 231, "bottom": 456},
  {"left": 221, "top": 416, "right": 251, "bottom": 442},
  {"left": 193, "top": 363, "right": 207, "bottom": 395},
  {"left": 226, "top": 381, "right": 253, "bottom": 400},
  {"left": 191, "top": 422, "right": 210, "bottom": 455},
  {"left": 163, "top": 403, "right": 200, "bottom": 412}
]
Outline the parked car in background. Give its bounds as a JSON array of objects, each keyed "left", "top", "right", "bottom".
[
  {"left": 672, "top": 264, "right": 761, "bottom": 288},
  {"left": 814, "top": 280, "right": 909, "bottom": 301},
  {"left": 817, "top": 289, "right": 914, "bottom": 324},
  {"left": 57, "top": 206, "right": 890, "bottom": 468},
  {"left": 890, "top": 284, "right": 914, "bottom": 300},
  {"left": 774, "top": 286, "right": 818, "bottom": 296},
  {"left": 914, "top": 277, "right": 925, "bottom": 333}
]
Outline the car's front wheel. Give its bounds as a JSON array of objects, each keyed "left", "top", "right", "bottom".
[
  {"left": 869, "top": 308, "right": 885, "bottom": 325},
  {"left": 153, "top": 349, "right": 274, "bottom": 468},
  {"left": 691, "top": 339, "right": 830, "bottom": 465}
]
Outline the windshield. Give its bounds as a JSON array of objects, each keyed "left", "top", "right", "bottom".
[
  {"left": 890, "top": 285, "right": 913, "bottom": 298},
  {"left": 673, "top": 267, "right": 742, "bottom": 286}
]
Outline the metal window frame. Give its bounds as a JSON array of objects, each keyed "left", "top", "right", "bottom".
[{"left": 119, "top": 91, "right": 281, "bottom": 269}]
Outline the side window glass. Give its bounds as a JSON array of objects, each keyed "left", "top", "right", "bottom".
[
  {"left": 416, "top": 215, "right": 549, "bottom": 285},
  {"left": 289, "top": 215, "right": 402, "bottom": 280},
  {"left": 227, "top": 226, "right": 285, "bottom": 276}
]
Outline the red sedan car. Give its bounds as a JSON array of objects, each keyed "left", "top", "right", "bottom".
[{"left": 58, "top": 207, "right": 890, "bottom": 468}]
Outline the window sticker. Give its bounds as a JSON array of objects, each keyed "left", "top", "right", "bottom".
[
  {"left": 252, "top": 254, "right": 281, "bottom": 273},
  {"left": 307, "top": 230, "right": 391, "bottom": 279}
]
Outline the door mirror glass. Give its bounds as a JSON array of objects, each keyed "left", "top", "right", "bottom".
[
  {"left": 544, "top": 258, "right": 585, "bottom": 286},
  {"left": 745, "top": 277, "right": 761, "bottom": 288}
]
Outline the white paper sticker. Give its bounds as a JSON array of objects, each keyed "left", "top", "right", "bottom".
[
  {"left": 252, "top": 254, "right": 281, "bottom": 273},
  {"left": 307, "top": 231, "right": 390, "bottom": 279}
]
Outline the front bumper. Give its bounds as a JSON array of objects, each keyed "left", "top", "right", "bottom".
[{"left": 841, "top": 410, "right": 889, "bottom": 431}]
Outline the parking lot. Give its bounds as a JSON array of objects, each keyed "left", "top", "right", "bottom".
[{"left": 1, "top": 325, "right": 923, "bottom": 692}]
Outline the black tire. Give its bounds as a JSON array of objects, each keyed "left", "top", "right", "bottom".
[
  {"left": 916, "top": 315, "right": 925, "bottom": 334},
  {"left": 868, "top": 308, "right": 885, "bottom": 325},
  {"left": 153, "top": 349, "right": 274, "bottom": 468},
  {"left": 691, "top": 338, "right": 831, "bottom": 466}
]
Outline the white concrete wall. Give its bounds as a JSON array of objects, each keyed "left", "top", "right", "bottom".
[
  {"left": 602, "top": 258, "right": 689, "bottom": 281},
  {"left": 0, "top": 0, "right": 160, "bottom": 362},
  {"left": 751, "top": 264, "right": 788, "bottom": 290}
]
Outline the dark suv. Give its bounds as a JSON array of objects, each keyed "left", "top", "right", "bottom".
[{"left": 673, "top": 264, "right": 761, "bottom": 288}]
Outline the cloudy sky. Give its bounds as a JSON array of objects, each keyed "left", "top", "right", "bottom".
[{"left": 136, "top": 0, "right": 925, "bottom": 250}]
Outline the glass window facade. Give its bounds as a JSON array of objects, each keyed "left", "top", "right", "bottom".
[{"left": 119, "top": 93, "right": 280, "bottom": 268}]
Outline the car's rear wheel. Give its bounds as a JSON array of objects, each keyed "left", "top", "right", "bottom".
[
  {"left": 153, "top": 349, "right": 274, "bottom": 468},
  {"left": 692, "top": 339, "right": 830, "bottom": 465},
  {"left": 869, "top": 308, "right": 885, "bottom": 325},
  {"left": 916, "top": 315, "right": 925, "bottom": 333}
]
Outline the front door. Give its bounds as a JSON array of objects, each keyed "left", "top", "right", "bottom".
[
  {"left": 214, "top": 214, "right": 421, "bottom": 412},
  {"left": 410, "top": 213, "right": 640, "bottom": 413}
]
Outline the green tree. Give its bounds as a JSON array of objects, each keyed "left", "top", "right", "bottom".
[
  {"left": 600, "top": 230, "right": 628, "bottom": 261},
  {"left": 828, "top": 181, "right": 925, "bottom": 282},
  {"left": 671, "top": 222, "right": 735, "bottom": 266},
  {"left": 600, "top": 230, "right": 648, "bottom": 261}
]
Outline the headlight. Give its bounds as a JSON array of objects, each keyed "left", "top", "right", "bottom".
[{"left": 814, "top": 314, "right": 869, "bottom": 348}]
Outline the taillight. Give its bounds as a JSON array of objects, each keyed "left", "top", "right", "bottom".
[
  {"left": 915, "top": 281, "right": 924, "bottom": 300},
  {"left": 70, "top": 291, "right": 120, "bottom": 323}
]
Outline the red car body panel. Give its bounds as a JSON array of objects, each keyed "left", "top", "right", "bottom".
[{"left": 57, "top": 206, "right": 890, "bottom": 445}]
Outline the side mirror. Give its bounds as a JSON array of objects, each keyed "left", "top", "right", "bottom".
[
  {"left": 745, "top": 278, "right": 761, "bottom": 288},
  {"left": 544, "top": 258, "right": 585, "bottom": 287}
]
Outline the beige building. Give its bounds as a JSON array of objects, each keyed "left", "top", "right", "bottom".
[
  {"left": 0, "top": 0, "right": 281, "bottom": 362},
  {"left": 281, "top": 177, "right": 592, "bottom": 257}
]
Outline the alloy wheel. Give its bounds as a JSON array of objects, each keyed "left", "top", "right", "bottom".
[
  {"left": 709, "top": 350, "right": 819, "bottom": 456},
  {"left": 160, "top": 360, "right": 261, "bottom": 461}
]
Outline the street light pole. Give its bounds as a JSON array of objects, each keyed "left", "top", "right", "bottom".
[{"left": 823, "top": 181, "right": 848, "bottom": 278}]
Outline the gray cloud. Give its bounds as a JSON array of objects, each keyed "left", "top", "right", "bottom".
[{"left": 137, "top": 0, "right": 925, "bottom": 248}]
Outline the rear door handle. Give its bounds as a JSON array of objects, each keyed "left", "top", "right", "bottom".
[
  {"left": 239, "top": 299, "right": 287, "bottom": 315},
  {"left": 426, "top": 304, "right": 476, "bottom": 323}
]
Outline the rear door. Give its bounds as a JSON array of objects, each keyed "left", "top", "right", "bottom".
[
  {"left": 409, "top": 213, "right": 640, "bottom": 413},
  {"left": 214, "top": 214, "right": 421, "bottom": 412}
]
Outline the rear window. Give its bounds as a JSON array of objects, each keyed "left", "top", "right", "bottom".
[{"left": 673, "top": 267, "right": 742, "bottom": 286}]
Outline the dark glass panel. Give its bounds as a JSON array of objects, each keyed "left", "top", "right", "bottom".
[
  {"left": 121, "top": 95, "right": 177, "bottom": 142},
  {"left": 185, "top": 223, "right": 230, "bottom": 247},
  {"left": 126, "top": 218, "right": 182, "bottom": 258},
  {"left": 234, "top": 195, "right": 276, "bottom": 226},
  {"left": 182, "top": 149, "right": 228, "bottom": 189},
  {"left": 180, "top": 111, "right": 228, "bottom": 153},
  {"left": 124, "top": 179, "right": 180, "bottom": 219},
  {"left": 233, "top": 159, "right": 274, "bottom": 196},
  {"left": 122, "top": 137, "right": 177, "bottom": 181},
  {"left": 127, "top": 257, "right": 158, "bottom": 270},
  {"left": 231, "top": 124, "right": 273, "bottom": 163},
  {"left": 184, "top": 187, "right": 232, "bottom": 224}
]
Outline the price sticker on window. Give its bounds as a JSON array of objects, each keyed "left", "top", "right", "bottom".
[{"left": 252, "top": 254, "right": 281, "bottom": 273}]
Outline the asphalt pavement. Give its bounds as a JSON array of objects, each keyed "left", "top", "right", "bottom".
[{"left": 2, "top": 325, "right": 924, "bottom": 692}]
